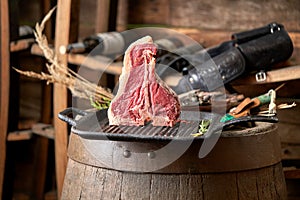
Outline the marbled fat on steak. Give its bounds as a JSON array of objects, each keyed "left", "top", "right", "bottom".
[{"left": 108, "top": 36, "right": 181, "bottom": 126}]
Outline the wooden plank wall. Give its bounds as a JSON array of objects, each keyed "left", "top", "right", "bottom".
[
  {"left": 0, "top": 0, "right": 10, "bottom": 198},
  {"left": 127, "top": 0, "right": 300, "bottom": 32}
]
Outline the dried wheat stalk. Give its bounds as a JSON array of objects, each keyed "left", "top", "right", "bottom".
[{"left": 15, "top": 7, "right": 114, "bottom": 108}]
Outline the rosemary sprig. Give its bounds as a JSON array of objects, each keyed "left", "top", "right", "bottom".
[
  {"left": 90, "top": 96, "right": 110, "bottom": 110},
  {"left": 191, "top": 119, "right": 211, "bottom": 137}
]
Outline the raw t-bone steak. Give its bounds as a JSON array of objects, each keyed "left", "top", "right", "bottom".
[{"left": 108, "top": 36, "right": 181, "bottom": 126}]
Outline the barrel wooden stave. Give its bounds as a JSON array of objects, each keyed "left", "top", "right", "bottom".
[{"left": 62, "top": 159, "right": 286, "bottom": 200}]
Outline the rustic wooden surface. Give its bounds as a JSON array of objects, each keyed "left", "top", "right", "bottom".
[
  {"left": 275, "top": 98, "right": 300, "bottom": 194},
  {"left": 95, "top": 0, "right": 110, "bottom": 33},
  {"left": 230, "top": 80, "right": 300, "bottom": 99},
  {"left": 1, "top": 1, "right": 54, "bottom": 198},
  {"left": 276, "top": 99, "right": 300, "bottom": 177},
  {"left": 7, "top": 130, "right": 32, "bottom": 141},
  {"left": 127, "top": 0, "right": 300, "bottom": 32},
  {"left": 116, "top": 0, "right": 128, "bottom": 31},
  {"left": 286, "top": 179, "right": 300, "bottom": 200},
  {"left": 54, "top": 0, "right": 73, "bottom": 198},
  {"left": 33, "top": 62, "right": 52, "bottom": 200},
  {"left": 10, "top": 38, "right": 35, "bottom": 52},
  {"left": 62, "top": 159, "right": 286, "bottom": 200},
  {"left": 231, "top": 65, "right": 300, "bottom": 85},
  {"left": 0, "top": 0, "right": 10, "bottom": 198},
  {"left": 128, "top": 0, "right": 170, "bottom": 26}
]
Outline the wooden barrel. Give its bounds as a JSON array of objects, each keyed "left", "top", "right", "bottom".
[{"left": 61, "top": 122, "right": 286, "bottom": 199}]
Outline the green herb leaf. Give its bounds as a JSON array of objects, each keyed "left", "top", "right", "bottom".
[
  {"left": 192, "top": 119, "right": 211, "bottom": 137},
  {"left": 90, "top": 96, "right": 110, "bottom": 110}
]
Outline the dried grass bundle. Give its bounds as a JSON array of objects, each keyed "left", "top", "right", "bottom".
[{"left": 15, "top": 7, "right": 114, "bottom": 109}]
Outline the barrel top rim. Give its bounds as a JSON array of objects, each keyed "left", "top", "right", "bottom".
[{"left": 221, "top": 122, "right": 276, "bottom": 137}]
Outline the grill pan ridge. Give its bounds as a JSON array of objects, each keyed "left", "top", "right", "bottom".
[{"left": 60, "top": 107, "right": 220, "bottom": 141}]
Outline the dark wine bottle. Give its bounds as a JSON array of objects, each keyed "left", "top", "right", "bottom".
[
  {"left": 61, "top": 31, "right": 127, "bottom": 55},
  {"left": 62, "top": 32, "right": 186, "bottom": 57},
  {"left": 156, "top": 43, "right": 204, "bottom": 71},
  {"left": 154, "top": 37, "right": 184, "bottom": 56},
  {"left": 18, "top": 25, "right": 34, "bottom": 39},
  {"left": 84, "top": 32, "right": 126, "bottom": 55},
  {"left": 61, "top": 42, "right": 86, "bottom": 54}
]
